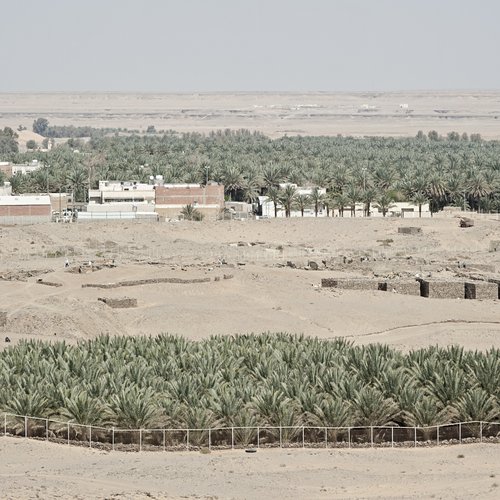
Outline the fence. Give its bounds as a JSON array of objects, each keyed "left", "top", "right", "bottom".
[{"left": 2, "top": 413, "right": 499, "bottom": 452}]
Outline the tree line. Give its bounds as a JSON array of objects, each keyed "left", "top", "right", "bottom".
[
  {"left": 1, "top": 126, "right": 499, "bottom": 212},
  {"left": 1, "top": 334, "right": 498, "bottom": 432}
]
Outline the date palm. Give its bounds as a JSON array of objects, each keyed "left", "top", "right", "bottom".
[
  {"left": 294, "top": 194, "right": 311, "bottom": 217},
  {"left": 279, "top": 184, "right": 297, "bottom": 218}
]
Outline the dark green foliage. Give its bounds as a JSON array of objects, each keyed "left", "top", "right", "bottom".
[
  {"left": 0, "top": 127, "right": 19, "bottom": 155},
  {"left": 8, "top": 128, "right": 500, "bottom": 213},
  {"left": 0, "top": 334, "right": 498, "bottom": 429}
]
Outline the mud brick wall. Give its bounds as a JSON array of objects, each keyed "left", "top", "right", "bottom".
[
  {"left": 321, "top": 278, "right": 384, "bottom": 290},
  {"left": 398, "top": 227, "right": 422, "bottom": 235},
  {"left": 83, "top": 277, "right": 212, "bottom": 289},
  {"left": 420, "top": 280, "right": 464, "bottom": 299},
  {"left": 98, "top": 297, "right": 138, "bottom": 308},
  {"left": 385, "top": 280, "right": 421, "bottom": 295},
  {"left": 465, "top": 282, "right": 499, "bottom": 300}
]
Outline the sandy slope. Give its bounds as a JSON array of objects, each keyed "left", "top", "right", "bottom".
[{"left": 1, "top": 437, "right": 499, "bottom": 499}]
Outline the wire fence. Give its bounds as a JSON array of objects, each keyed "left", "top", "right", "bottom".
[{"left": 2, "top": 413, "right": 500, "bottom": 452}]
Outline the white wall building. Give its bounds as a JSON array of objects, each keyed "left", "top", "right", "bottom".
[
  {"left": 89, "top": 180, "right": 157, "bottom": 204},
  {"left": 259, "top": 185, "right": 328, "bottom": 218}
]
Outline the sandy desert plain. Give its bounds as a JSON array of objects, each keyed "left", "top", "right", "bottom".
[{"left": 0, "top": 92, "right": 500, "bottom": 499}]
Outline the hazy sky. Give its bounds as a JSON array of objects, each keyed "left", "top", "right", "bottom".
[{"left": 1, "top": 0, "right": 499, "bottom": 92}]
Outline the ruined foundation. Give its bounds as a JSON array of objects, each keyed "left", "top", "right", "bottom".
[
  {"left": 419, "top": 280, "right": 465, "bottom": 299},
  {"left": 398, "top": 227, "right": 422, "bottom": 235},
  {"left": 321, "top": 278, "right": 384, "bottom": 290},
  {"left": 98, "top": 297, "right": 138, "bottom": 308},
  {"left": 465, "top": 282, "right": 499, "bottom": 300},
  {"left": 385, "top": 280, "right": 421, "bottom": 296}
]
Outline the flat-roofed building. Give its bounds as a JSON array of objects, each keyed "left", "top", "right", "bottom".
[
  {"left": 0, "top": 195, "right": 51, "bottom": 224},
  {"left": 155, "top": 184, "right": 224, "bottom": 219},
  {"left": 89, "top": 180, "right": 156, "bottom": 204}
]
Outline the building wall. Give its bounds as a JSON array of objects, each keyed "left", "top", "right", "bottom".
[
  {"left": 155, "top": 184, "right": 224, "bottom": 219},
  {"left": 0, "top": 163, "right": 12, "bottom": 177},
  {"left": 0, "top": 205, "right": 51, "bottom": 216}
]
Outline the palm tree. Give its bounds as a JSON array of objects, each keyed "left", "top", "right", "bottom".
[
  {"left": 279, "top": 184, "right": 298, "bottom": 218},
  {"left": 345, "top": 185, "right": 361, "bottom": 217},
  {"left": 361, "top": 188, "right": 377, "bottom": 217},
  {"left": 309, "top": 188, "right": 325, "bottom": 217},
  {"left": 180, "top": 204, "right": 204, "bottom": 221},
  {"left": 221, "top": 165, "right": 243, "bottom": 201},
  {"left": 294, "top": 194, "right": 311, "bottom": 217},
  {"left": 266, "top": 186, "right": 281, "bottom": 218},
  {"left": 411, "top": 192, "right": 428, "bottom": 218},
  {"left": 332, "top": 193, "right": 349, "bottom": 217},
  {"left": 373, "top": 192, "right": 396, "bottom": 217}
]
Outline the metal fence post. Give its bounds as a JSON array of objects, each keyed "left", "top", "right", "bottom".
[
  {"left": 24, "top": 416, "right": 27, "bottom": 438},
  {"left": 302, "top": 426, "right": 305, "bottom": 448},
  {"left": 46, "top": 419, "right": 49, "bottom": 441},
  {"left": 480, "top": 421, "right": 483, "bottom": 442},
  {"left": 257, "top": 427, "right": 260, "bottom": 448},
  {"left": 348, "top": 427, "right": 351, "bottom": 448},
  {"left": 139, "top": 429, "right": 142, "bottom": 452},
  {"left": 89, "top": 425, "right": 92, "bottom": 448},
  {"left": 391, "top": 427, "right": 394, "bottom": 448},
  {"left": 414, "top": 427, "right": 417, "bottom": 447},
  {"left": 4, "top": 413, "right": 6, "bottom": 436},
  {"left": 370, "top": 426, "right": 373, "bottom": 447},
  {"left": 208, "top": 428, "right": 211, "bottom": 450},
  {"left": 437, "top": 425, "right": 439, "bottom": 446},
  {"left": 231, "top": 427, "right": 234, "bottom": 449},
  {"left": 324, "top": 427, "right": 327, "bottom": 448},
  {"left": 112, "top": 427, "right": 115, "bottom": 451},
  {"left": 186, "top": 429, "right": 189, "bottom": 450},
  {"left": 279, "top": 426, "right": 282, "bottom": 448},
  {"left": 163, "top": 429, "right": 166, "bottom": 452},
  {"left": 459, "top": 422, "right": 461, "bottom": 444},
  {"left": 67, "top": 422, "right": 70, "bottom": 445}
]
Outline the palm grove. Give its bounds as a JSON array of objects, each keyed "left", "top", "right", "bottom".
[
  {"left": 1, "top": 335, "right": 499, "bottom": 443},
  {"left": 1, "top": 123, "right": 499, "bottom": 215}
]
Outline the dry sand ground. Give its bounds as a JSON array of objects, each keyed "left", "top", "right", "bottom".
[
  {"left": 1, "top": 91, "right": 500, "bottom": 139},
  {"left": 1, "top": 213, "right": 499, "bottom": 350},
  {"left": 1, "top": 437, "right": 499, "bottom": 499},
  {"left": 1, "top": 214, "right": 499, "bottom": 499}
]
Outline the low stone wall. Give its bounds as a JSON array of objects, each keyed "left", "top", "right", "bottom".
[
  {"left": 83, "top": 277, "right": 212, "bottom": 289},
  {"left": 385, "top": 280, "right": 421, "bottom": 296},
  {"left": 398, "top": 227, "right": 422, "bottom": 235},
  {"left": 36, "top": 279, "right": 62, "bottom": 287},
  {"left": 98, "top": 297, "right": 138, "bottom": 308},
  {"left": 322, "top": 277, "right": 497, "bottom": 300},
  {"left": 419, "top": 280, "right": 465, "bottom": 299},
  {"left": 465, "top": 282, "right": 499, "bottom": 300},
  {"left": 321, "top": 278, "right": 384, "bottom": 290}
]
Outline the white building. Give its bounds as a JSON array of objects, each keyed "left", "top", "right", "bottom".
[
  {"left": 88, "top": 180, "right": 157, "bottom": 204},
  {"left": 259, "top": 185, "right": 327, "bottom": 218},
  {"left": 12, "top": 160, "right": 42, "bottom": 176}
]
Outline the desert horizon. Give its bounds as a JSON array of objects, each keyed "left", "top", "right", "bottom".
[{"left": 2, "top": 90, "right": 500, "bottom": 139}]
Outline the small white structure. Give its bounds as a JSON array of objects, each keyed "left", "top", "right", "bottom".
[
  {"left": 259, "top": 185, "right": 327, "bottom": 218},
  {"left": 12, "top": 160, "right": 41, "bottom": 176},
  {"left": 0, "top": 182, "right": 12, "bottom": 196}
]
